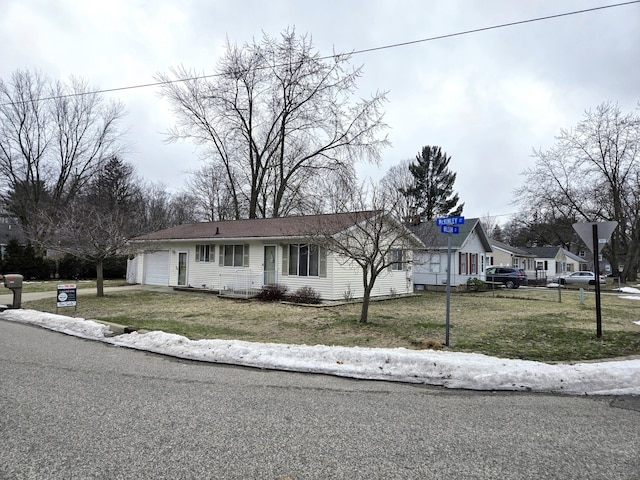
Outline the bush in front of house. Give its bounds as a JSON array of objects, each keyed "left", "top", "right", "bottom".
[
  {"left": 287, "top": 286, "right": 322, "bottom": 304},
  {"left": 256, "top": 284, "right": 289, "bottom": 302},
  {"left": 466, "top": 277, "right": 486, "bottom": 291}
]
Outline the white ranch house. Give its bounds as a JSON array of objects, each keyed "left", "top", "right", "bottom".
[
  {"left": 126, "top": 211, "right": 418, "bottom": 301},
  {"left": 407, "top": 218, "right": 493, "bottom": 289},
  {"left": 521, "top": 246, "right": 586, "bottom": 281}
]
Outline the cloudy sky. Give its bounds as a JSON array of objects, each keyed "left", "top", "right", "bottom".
[{"left": 1, "top": 0, "right": 639, "bottom": 220}]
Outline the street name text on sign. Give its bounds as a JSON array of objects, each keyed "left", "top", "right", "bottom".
[
  {"left": 436, "top": 216, "right": 465, "bottom": 227},
  {"left": 441, "top": 225, "right": 459, "bottom": 234}
]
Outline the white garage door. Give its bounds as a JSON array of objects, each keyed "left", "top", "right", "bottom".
[{"left": 144, "top": 250, "right": 170, "bottom": 286}]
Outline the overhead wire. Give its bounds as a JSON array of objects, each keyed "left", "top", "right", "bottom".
[{"left": 1, "top": 0, "right": 638, "bottom": 106}]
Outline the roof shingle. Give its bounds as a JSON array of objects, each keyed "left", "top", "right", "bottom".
[{"left": 132, "top": 211, "right": 381, "bottom": 242}]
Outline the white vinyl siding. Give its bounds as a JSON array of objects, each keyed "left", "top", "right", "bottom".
[{"left": 143, "top": 251, "right": 170, "bottom": 286}]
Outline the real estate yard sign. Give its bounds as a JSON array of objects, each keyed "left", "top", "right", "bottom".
[{"left": 57, "top": 283, "right": 77, "bottom": 312}]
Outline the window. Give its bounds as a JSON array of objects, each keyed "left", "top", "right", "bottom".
[
  {"left": 195, "top": 244, "right": 211, "bottom": 262},
  {"left": 391, "top": 248, "right": 404, "bottom": 271},
  {"left": 221, "top": 244, "right": 247, "bottom": 267},
  {"left": 428, "top": 253, "right": 441, "bottom": 273},
  {"left": 459, "top": 252, "right": 467, "bottom": 274},
  {"left": 288, "top": 244, "right": 324, "bottom": 277}
]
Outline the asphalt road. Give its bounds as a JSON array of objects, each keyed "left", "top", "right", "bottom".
[{"left": 1, "top": 319, "right": 639, "bottom": 480}]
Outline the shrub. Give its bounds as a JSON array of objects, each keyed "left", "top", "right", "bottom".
[
  {"left": 343, "top": 284, "right": 354, "bottom": 302},
  {"left": 288, "top": 286, "right": 322, "bottom": 304},
  {"left": 2, "top": 239, "right": 55, "bottom": 280},
  {"left": 466, "top": 277, "right": 486, "bottom": 291},
  {"left": 255, "top": 284, "right": 289, "bottom": 302},
  {"left": 57, "top": 254, "right": 127, "bottom": 280}
]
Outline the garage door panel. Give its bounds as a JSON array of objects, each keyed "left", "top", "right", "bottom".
[{"left": 144, "top": 251, "right": 170, "bottom": 286}]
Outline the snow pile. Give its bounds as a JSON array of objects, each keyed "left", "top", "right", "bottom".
[{"left": 2, "top": 308, "right": 639, "bottom": 396}]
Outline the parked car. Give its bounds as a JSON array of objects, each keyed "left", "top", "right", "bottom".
[
  {"left": 485, "top": 266, "right": 528, "bottom": 289},
  {"left": 556, "top": 271, "right": 606, "bottom": 286}
]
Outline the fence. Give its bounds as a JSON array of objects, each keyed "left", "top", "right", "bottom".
[{"left": 218, "top": 270, "right": 263, "bottom": 299}]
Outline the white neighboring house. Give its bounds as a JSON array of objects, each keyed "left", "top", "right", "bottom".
[
  {"left": 407, "top": 218, "right": 492, "bottom": 289},
  {"left": 522, "top": 246, "right": 586, "bottom": 280},
  {"left": 126, "top": 211, "right": 419, "bottom": 301}
]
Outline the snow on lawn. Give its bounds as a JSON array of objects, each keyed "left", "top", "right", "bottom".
[{"left": 2, "top": 308, "right": 639, "bottom": 396}]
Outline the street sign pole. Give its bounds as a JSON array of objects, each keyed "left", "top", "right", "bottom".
[
  {"left": 592, "top": 224, "right": 603, "bottom": 338},
  {"left": 436, "top": 216, "right": 464, "bottom": 347},
  {"left": 573, "top": 221, "right": 617, "bottom": 338},
  {"left": 445, "top": 233, "right": 452, "bottom": 346}
]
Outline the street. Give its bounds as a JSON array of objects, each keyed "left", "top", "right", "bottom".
[{"left": 1, "top": 319, "right": 638, "bottom": 479}]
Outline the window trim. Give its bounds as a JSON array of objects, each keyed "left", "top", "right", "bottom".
[
  {"left": 220, "top": 244, "right": 248, "bottom": 267},
  {"left": 195, "top": 244, "right": 211, "bottom": 262},
  {"left": 391, "top": 248, "right": 404, "bottom": 271},
  {"left": 287, "top": 243, "right": 325, "bottom": 277}
]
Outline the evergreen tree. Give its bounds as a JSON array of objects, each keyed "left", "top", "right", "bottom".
[{"left": 400, "top": 146, "right": 464, "bottom": 220}]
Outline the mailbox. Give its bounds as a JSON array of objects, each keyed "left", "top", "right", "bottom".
[
  {"left": 1, "top": 273, "right": 23, "bottom": 309},
  {"left": 3, "top": 274, "right": 23, "bottom": 289}
]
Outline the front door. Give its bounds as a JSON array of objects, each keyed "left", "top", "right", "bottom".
[
  {"left": 263, "top": 245, "right": 276, "bottom": 285},
  {"left": 178, "top": 252, "right": 188, "bottom": 286}
]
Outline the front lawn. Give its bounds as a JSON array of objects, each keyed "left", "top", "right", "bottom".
[{"left": 21, "top": 286, "right": 640, "bottom": 362}]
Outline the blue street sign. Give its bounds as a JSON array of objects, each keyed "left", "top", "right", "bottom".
[
  {"left": 436, "top": 216, "right": 465, "bottom": 227},
  {"left": 441, "top": 225, "right": 459, "bottom": 234}
]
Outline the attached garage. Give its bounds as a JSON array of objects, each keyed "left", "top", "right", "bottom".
[{"left": 143, "top": 250, "right": 170, "bottom": 286}]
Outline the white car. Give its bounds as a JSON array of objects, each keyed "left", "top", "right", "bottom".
[{"left": 556, "top": 271, "right": 606, "bottom": 286}]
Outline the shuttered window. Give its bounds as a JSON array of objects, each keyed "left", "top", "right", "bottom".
[{"left": 195, "top": 244, "right": 211, "bottom": 262}]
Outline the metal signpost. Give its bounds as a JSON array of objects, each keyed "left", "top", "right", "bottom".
[
  {"left": 554, "top": 249, "right": 567, "bottom": 303},
  {"left": 436, "top": 216, "right": 464, "bottom": 346},
  {"left": 572, "top": 221, "right": 617, "bottom": 338}
]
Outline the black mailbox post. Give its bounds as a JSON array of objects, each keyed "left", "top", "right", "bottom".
[{"left": 1, "top": 274, "right": 23, "bottom": 309}]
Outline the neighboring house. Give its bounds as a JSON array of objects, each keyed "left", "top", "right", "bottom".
[
  {"left": 487, "top": 239, "right": 537, "bottom": 275},
  {"left": 126, "top": 211, "right": 418, "bottom": 301},
  {"left": 407, "top": 217, "right": 492, "bottom": 289},
  {"left": 0, "top": 212, "right": 25, "bottom": 255},
  {"left": 522, "top": 247, "right": 585, "bottom": 280}
]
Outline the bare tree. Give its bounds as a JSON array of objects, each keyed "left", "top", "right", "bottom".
[
  {"left": 54, "top": 157, "right": 144, "bottom": 296},
  {"left": 516, "top": 101, "right": 640, "bottom": 279},
  {"left": 0, "top": 69, "right": 126, "bottom": 248},
  {"left": 156, "top": 28, "right": 389, "bottom": 219},
  {"left": 184, "top": 162, "right": 238, "bottom": 221},
  {"left": 480, "top": 214, "right": 504, "bottom": 241},
  {"left": 380, "top": 159, "right": 416, "bottom": 221},
  {"left": 313, "top": 186, "right": 421, "bottom": 323}
]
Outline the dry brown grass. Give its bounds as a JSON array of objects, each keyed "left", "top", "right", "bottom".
[{"left": 22, "top": 285, "right": 640, "bottom": 361}]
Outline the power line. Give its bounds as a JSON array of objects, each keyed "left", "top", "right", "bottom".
[
  {"left": 349, "top": 0, "right": 640, "bottom": 55},
  {"left": 1, "top": 0, "right": 638, "bottom": 106}
]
